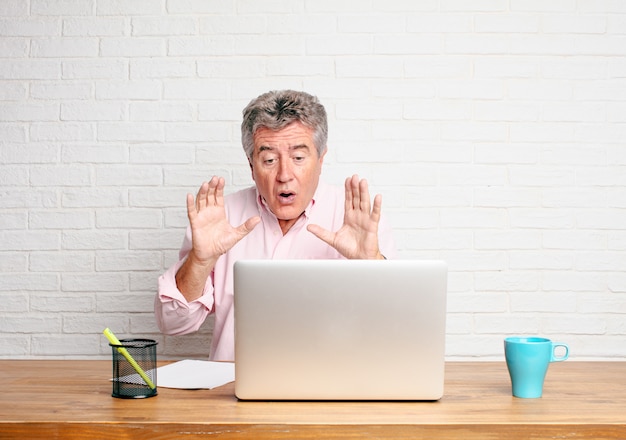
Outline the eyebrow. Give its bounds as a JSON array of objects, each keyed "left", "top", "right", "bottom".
[{"left": 258, "top": 144, "right": 311, "bottom": 153}]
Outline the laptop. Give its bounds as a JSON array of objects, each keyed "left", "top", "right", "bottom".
[{"left": 233, "top": 259, "right": 447, "bottom": 401}]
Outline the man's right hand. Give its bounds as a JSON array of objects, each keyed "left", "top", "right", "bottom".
[{"left": 176, "top": 176, "right": 260, "bottom": 302}]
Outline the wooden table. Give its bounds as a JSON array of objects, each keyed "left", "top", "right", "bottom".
[{"left": 0, "top": 361, "right": 624, "bottom": 439}]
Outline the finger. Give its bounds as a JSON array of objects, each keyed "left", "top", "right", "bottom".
[
  {"left": 371, "top": 193, "right": 382, "bottom": 223},
  {"left": 186, "top": 192, "right": 197, "bottom": 221},
  {"left": 195, "top": 181, "right": 210, "bottom": 211},
  {"left": 206, "top": 176, "right": 221, "bottom": 206},
  {"left": 240, "top": 216, "right": 261, "bottom": 235},
  {"left": 345, "top": 174, "right": 361, "bottom": 211},
  {"left": 358, "top": 178, "right": 371, "bottom": 212},
  {"left": 307, "top": 224, "right": 335, "bottom": 247},
  {"left": 213, "top": 176, "right": 225, "bottom": 206}
]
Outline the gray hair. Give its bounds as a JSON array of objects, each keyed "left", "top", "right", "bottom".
[{"left": 241, "top": 90, "right": 328, "bottom": 161}]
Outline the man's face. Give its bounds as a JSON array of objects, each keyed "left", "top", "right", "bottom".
[{"left": 250, "top": 121, "right": 326, "bottom": 233}]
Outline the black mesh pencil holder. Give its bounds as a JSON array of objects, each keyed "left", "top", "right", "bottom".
[{"left": 110, "top": 338, "right": 158, "bottom": 399}]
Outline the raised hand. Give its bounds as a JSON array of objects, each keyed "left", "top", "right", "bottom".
[
  {"left": 186, "top": 176, "right": 260, "bottom": 264},
  {"left": 176, "top": 176, "right": 260, "bottom": 301},
  {"left": 307, "top": 174, "right": 384, "bottom": 260}
]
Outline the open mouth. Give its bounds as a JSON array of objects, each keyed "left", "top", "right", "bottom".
[{"left": 278, "top": 192, "right": 296, "bottom": 204}]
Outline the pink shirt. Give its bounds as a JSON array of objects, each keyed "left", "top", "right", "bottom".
[{"left": 155, "top": 182, "right": 396, "bottom": 361}]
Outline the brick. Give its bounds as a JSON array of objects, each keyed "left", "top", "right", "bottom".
[
  {"left": 1, "top": 230, "right": 60, "bottom": 251},
  {"left": 31, "top": 37, "right": 99, "bottom": 58},
  {"left": 0, "top": 0, "right": 28, "bottom": 16},
  {"left": 30, "top": 81, "right": 93, "bottom": 99},
  {"left": 61, "top": 101, "right": 126, "bottom": 121},
  {"left": 128, "top": 188, "right": 187, "bottom": 208},
  {"left": 0, "top": 102, "right": 57, "bottom": 122},
  {"left": 0, "top": 37, "right": 28, "bottom": 57},
  {"left": 0, "top": 211, "right": 27, "bottom": 229},
  {"left": 0, "top": 59, "right": 60, "bottom": 79},
  {"left": 62, "top": 144, "right": 127, "bottom": 163},
  {"left": 407, "top": 14, "right": 471, "bottom": 33},
  {"left": 165, "top": 122, "right": 231, "bottom": 142},
  {"left": 31, "top": 0, "right": 95, "bottom": 16},
  {"left": 129, "top": 102, "right": 193, "bottom": 122},
  {"left": 0, "top": 165, "right": 28, "bottom": 185},
  {"left": 63, "top": 17, "right": 126, "bottom": 36},
  {"left": 100, "top": 37, "right": 165, "bottom": 57},
  {"left": 199, "top": 14, "right": 264, "bottom": 35},
  {"left": 29, "top": 210, "right": 93, "bottom": 229},
  {"left": 96, "top": 80, "right": 161, "bottom": 100},
  {"left": 509, "top": 251, "right": 574, "bottom": 270},
  {"left": 475, "top": 14, "right": 539, "bottom": 33},
  {"left": 474, "top": 314, "right": 540, "bottom": 335},
  {"left": 306, "top": 35, "right": 371, "bottom": 56},
  {"left": 510, "top": 291, "right": 577, "bottom": 313},
  {"left": 131, "top": 59, "right": 195, "bottom": 79},
  {"left": 168, "top": 36, "right": 235, "bottom": 56},
  {"left": 543, "top": 230, "right": 606, "bottom": 250},
  {"left": 95, "top": 251, "right": 162, "bottom": 271},
  {"left": 97, "top": 122, "right": 164, "bottom": 142},
  {"left": 0, "top": 189, "right": 58, "bottom": 209},
  {"left": 542, "top": 272, "right": 607, "bottom": 292},
  {"left": 96, "top": 0, "right": 162, "bottom": 16},
  {"left": 61, "top": 188, "right": 127, "bottom": 208},
  {"left": 30, "top": 251, "right": 94, "bottom": 272},
  {"left": 163, "top": 79, "right": 230, "bottom": 100},
  {"left": 0, "top": 292, "right": 29, "bottom": 312},
  {"left": 0, "top": 314, "right": 61, "bottom": 333},
  {"left": 474, "top": 230, "right": 542, "bottom": 250},
  {"left": 129, "top": 144, "right": 194, "bottom": 164},
  {"left": 0, "top": 335, "right": 29, "bottom": 356},
  {"left": 336, "top": 57, "right": 404, "bottom": 79},
  {"left": 61, "top": 272, "right": 127, "bottom": 292},
  {"left": 474, "top": 187, "right": 540, "bottom": 207},
  {"left": 0, "top": 273, "right": 59, "bottom": 291},
  {"left": 30, "top": 293, "right": 95, "bottom": 312},
  {"left": 95, "top": 292, "right": 155, "bottom": 313},
  {"left": 511, "top": 0, "right": 575, "bottom": 12},
  {"left": 30, "top": 122, "right": 94, "bottom": 142},
  {"left": 95, "top": 165, "right": 162, "bottom": 186},
  {"left": 30, "top": 165, "right": 92, "bottom": 186},
  {"left": 62, "top": 230, "right": 127, "bottom": 250},
  {"left": 132, "top": 17, "right": 197, "bottom": 36},
  {"left": 0, "top": 80, "right": 27, "bottom": 99},
  {"left": 96, "top": 208, "right": 161, "bottom": 229},
  {"left": 509, "top": 208, "right": 576, "bottom": 229},
  {"left": 164, "top": 166, "right": 229, "bottom": 187},
  {"left": 62, "top": 59, "right": 128, "bottom": 79},
  {"left": 130, "top": 230, "right": 183, "bottom": 251},
  {"left": 63, "top": 313, "right": 127, "bottom": 333},
  {"left": 31, "top": 334, "right": 101, "bottom": 356}
]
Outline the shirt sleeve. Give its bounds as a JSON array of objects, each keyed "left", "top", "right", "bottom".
[{"left": 154, "top": 227, "right": 216, "bottom": 335}]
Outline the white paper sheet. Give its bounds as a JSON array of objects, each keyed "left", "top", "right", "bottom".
[{"left": 155, "top": 359, "right": 235, "bottom": 389}]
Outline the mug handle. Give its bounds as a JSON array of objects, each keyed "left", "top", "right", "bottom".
[{"left": 550, "top": 342, "right": 569, "bottom": 362}]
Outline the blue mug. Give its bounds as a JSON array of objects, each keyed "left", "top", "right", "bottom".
[{"left": 504, "top": 337, "right": 569, "bottom": 398}]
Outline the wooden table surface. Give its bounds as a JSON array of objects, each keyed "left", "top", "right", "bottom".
[{"left": 0, "top": 360, "right": 624, "bottom": 439}]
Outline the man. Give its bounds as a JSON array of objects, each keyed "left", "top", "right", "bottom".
[{"left": 155, "top": 90, "right": 396, "bottom": 361}]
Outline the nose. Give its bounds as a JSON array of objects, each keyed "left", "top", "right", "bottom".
[{"left": 277, "top": 158, "right": 294, "bottom": 182}]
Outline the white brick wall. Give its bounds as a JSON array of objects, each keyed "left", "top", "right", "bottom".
[{"left": 1, "top": 0, "right": 625, "bottom": 360}]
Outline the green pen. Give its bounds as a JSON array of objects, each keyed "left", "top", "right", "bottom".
[{"left": 103, "top": 328, "right": 156, "bottom": 390}]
